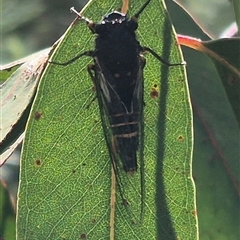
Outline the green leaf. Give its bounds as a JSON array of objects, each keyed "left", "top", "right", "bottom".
[
  {"left": 177, "top": 36, "right": 240, "bottom": 128},
  {"left": 185, "top": 47, "right": 240, "bottom": 240},
  {"left": 167, "top": 1, "right": 240, "bottom": 240},
  {"left": 202, "top": 39, "right": 240, "bottom": 127},
  {"left": 17, "top": 0, "right": 196, "bottom": 239}
]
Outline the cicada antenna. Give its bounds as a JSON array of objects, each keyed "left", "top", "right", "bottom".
[
  {"left": 70, "top": 7, "right": 93, "bottom": 25},
  {"left": 70, "top": 7, "right": 95, "bottom": 32}
]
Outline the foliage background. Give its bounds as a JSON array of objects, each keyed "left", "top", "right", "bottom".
[
  {"left": 1, "top": 0, "right": 238, "bottom": 239},
  {"left": 2, "top": 0, "right": 235, "bottom": 64}
]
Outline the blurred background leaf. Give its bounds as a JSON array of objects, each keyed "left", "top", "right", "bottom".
[
  {"left": 0, "top": 184, "right": 16, "bottom": 240},
  {"left": 2, "top": 0, "right": 237, "bottom": 65},
  {"left": 1, "top": 0, "right": 88, "bottom": 64},
  {"left": 166, "top": 1, "right": 239, "bottom": 240}
]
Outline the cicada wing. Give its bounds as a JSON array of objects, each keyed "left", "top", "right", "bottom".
[{"left": 92, "top": 57, "right": 145, "bottom": 223}]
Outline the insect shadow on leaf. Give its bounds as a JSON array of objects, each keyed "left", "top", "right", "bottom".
[{"left": 49, "top": 0, "right": 184, "bottom": 223}]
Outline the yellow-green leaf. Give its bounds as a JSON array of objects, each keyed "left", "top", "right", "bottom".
[{"left": 17, "top": 0, "right": 196, "bottom": 239}]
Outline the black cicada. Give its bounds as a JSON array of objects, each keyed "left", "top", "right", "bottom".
[{"left": 50, "top": 0, "right": 183, "bottom": 222}]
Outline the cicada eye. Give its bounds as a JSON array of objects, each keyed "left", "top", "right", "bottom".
[{"left": 126, "top": 19, "right": 138, "bottom": 31}]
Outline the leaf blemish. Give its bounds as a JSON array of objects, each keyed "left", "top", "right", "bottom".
[
  {"left": 80, "top": 233, "right": 87, "bottom": 239},
  {"left": 34, "top": 111, "right": 43, "bottom": 120},
  {"left": 178, "top": 135, "right": 184, "bottom": 142},
  {"left": 35, "top": 159, "right": 42, "bottom": 166},
  {"left": 150, "top": 87, "right": 159, "bottom": 99}
]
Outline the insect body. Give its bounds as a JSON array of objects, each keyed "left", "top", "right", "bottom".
[
  {"left": 92, "top": 9, "right": 146, "bottom": 174},
  {"left": 50, "top": 0, "right": 184, "bottom": 221}
]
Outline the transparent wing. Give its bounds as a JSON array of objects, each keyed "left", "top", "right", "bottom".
[{"left": 91, "top": 57, "right": 145, "bottom": 224}]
